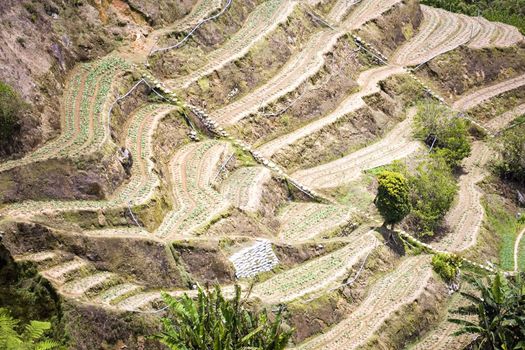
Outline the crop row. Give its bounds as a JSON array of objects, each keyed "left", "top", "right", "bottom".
[
  {"left": 2, "top": 103, "right": 170, "bottom": 216},
  {"left": 252, "top": 232, "right": 377, "bottom": 304},
  {"left": 220, "top": 166, "right": 271, "bottom": 213},
  {"left": 278, "top": 202, "right": 354, "bottom": 241},
  {"left": 297, "top": 256, "right": 432, "bottom": 350},
  {"left": 167, "top": 0, "right": 296, "bottom": 89},
  {"left": 155, "top": 141, "right": 231, "bottom": 239},
  {"left": 0, "top": 57, "right": 129, "bottom": 174}
]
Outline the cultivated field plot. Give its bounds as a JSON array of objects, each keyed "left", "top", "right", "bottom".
[{"left": 2, "top": 0, "right": 525, "bottom": 348}]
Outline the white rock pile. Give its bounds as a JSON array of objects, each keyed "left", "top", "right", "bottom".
[{"left": 229, "top": 239, "right": 279, "bottom": 279}]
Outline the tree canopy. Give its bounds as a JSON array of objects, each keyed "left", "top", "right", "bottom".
[
  {"left": 414, "top": 102, "right": 471, "bottom": 168},
  {"left": 408, "top": 156, "right": 458, "bottom": 236},
  {"left": 374, "top": 170, "right": 411, "bottom": 228}
]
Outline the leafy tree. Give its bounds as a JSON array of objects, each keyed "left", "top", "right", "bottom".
[
  {"left": 0, "top": 308, "right": 59, "bottom": 350},
  {"left": 408, "top": 155, "right": 457, "bottom": 236},
  {"left": 449, "top": 272, "right": 525, "bottom": 349},
  {"left": 495, "top": 125, "right": 525, "bottom": 185},
  {"left": 374, "top": 170, "right": 411, "bottom": 229},
  {"left": 153, "top": 285, "right": 293, "bottom": 350},
  {"left": 0, "top": 81, "right": 27, "bottom": 141},
  {"left": 414, "top": 102, "right": 471, "bottom": 168},
  {"left": 431, "top": 253, "right": 462, "bottom": 282}
]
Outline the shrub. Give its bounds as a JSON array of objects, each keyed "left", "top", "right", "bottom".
[
  {"left": 414, "top": 102, "right": 471, "bottom": 168},
  {"left": 0, "top": 81, "right": 27, "bottom": 142},
  {"left": 431, "top": 253, "right": 462, "bottom": 282},
  {"left": 495, "top": 125, "right": 525, "bottom": 185}
]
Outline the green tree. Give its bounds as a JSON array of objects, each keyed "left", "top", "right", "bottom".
[
  {"left": 449, "top": 273, "right": 525, "bottom": 349},
  {"left": 153, "top": 285, "right": 293, "bottom": 350},
  {"left": 495, "top": 125, "right": 525, "bottom": 185},
  {"left": 414, "top": 102, "right": 471, "bottom": 168},
  {"left": 0, "top": 308, "right": 59, "bottom": 350},
  {"left": 0, "top": 81, "right": 27, "bottom": 141},
  {"left": 374, "top": 170, "right": 411, "bottom": 229},
  {"left": 408, "top": 155, "right": 457, "bottom": 236}
]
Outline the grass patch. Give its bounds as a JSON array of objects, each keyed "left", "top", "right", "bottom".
[
  {"left": 519, "top": 233, "right": 525, "bottom": 271},
  {"left": 483, "top": 197, "right": 522, "bottom": 270}
]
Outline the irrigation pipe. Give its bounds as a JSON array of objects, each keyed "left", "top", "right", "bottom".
[{"left": 150, "top": 0, "right": 234, "bottom": 55}]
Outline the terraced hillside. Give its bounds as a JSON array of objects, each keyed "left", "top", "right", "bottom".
[{"left": 1, "top": 0, "right": 524, "bottom": 348}]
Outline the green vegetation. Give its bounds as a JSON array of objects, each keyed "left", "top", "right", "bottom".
[
  {"left": 422, "top": 0, "right": 525, "bottom": 34},
  {"left": 431, "top": 253, "right": 462, "bottom": 282},
  {"left": 414, "top": 102, "right": 471, "bottom": 168},
  {"left": 0, "top": 308, "right": 60, "bottom": 350},
  {"left": 374, "top": 171, "right": 411, "bottom": 228},
  {"left": 483, "top": 197, "right": 523, "bottom": 270},
  {"left": 0, "top": 81, "right": 27, "bottom": 144},
  {"left": 449, "top": 272, "right": 525, "bottom": 349},
  {"left": 153, "top": 285, "right": 293, "bottom": 350},
  {"left": 495, "top": 125, "right": 525, "bottom": 185},
  {"left": 408, "top": 156, "right": 457, "bottom": 236}
]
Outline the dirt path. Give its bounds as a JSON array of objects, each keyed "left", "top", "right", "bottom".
[
  {"left": 291, "top": 107, "right": 420, "bottom": 189},
  {"left": 435, "top": 142, "right": 492, "bottom": 252},
  {"left": 256, "top": 65, "right": 406, "bottom": 158},
  {"left": 116, "top": 0, "right": 223, "bottom": 63},
  {"left": 453, "top": 73, "right": 525, "bottom": 111},
  {"left": 514, "top": 227, "right": 525, "bottom": 272},
  {"left": 165, "top": 0, "right": 297, "bottom": 90},
  {"left": 296, "top": 256, "right": 433, "bottom": 350}
]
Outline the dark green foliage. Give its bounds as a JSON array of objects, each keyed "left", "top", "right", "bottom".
[
  {"left": 422, "top": 0, "right": 525, "bottom": 34},
  {"left": 449, "top": 272, "right": 525, "bottom": 349},
  {"left": 153, "top": 285, "right": 293, "bottom": 350},
  {"left": 495, "top": 125, "right": 525, "bottom": 185},
  {"left": 408, "top": 156, "right": 458, "bottom": 236},
  {"left": 431, "top": 253, "right": 462, "bottom": 282},
  {"left": 0, "top": 81, "right": 27, "bottom": 142},
  {"left": 0, "top": 308, "right": 60, "bottom": 350},
  {"left": 374, "top": 171, "right": 412, "bottom": 227},
  {"left": 414, "top": 103, "right": 471, "bottom": 168}
]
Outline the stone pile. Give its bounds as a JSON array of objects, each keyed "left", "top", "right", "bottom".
[{"left": 229, "top": 239, "right": 279, "bottom": 279}]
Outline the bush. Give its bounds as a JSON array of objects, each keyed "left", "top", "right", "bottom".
[
  {"left": 0, "top": 81, "right": 27, "bottom": 143},
  {"left": 495, "top": 125, "right": 525, "bottom": 185},
  {"left": 408, "top": 155, "right": 458, "bottom": 236},
  {"left": 431, "top": 253, "right": 462, "bottom": 282},
  {"left": 374, "top": 171, "right": 411, "bottom": 228},
  {"left": 0, "top": 308, "right": 60, "bottom": 350},
  {"left": 414, "top": 102, "right": 471, "bottom": 168}
]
